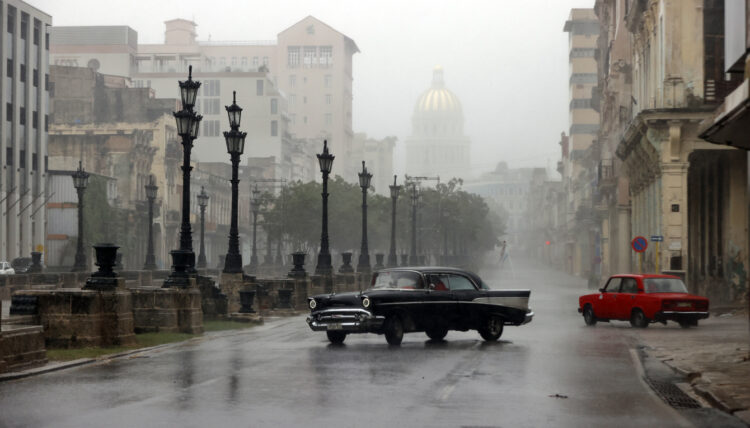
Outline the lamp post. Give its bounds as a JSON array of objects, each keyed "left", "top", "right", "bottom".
[
  {"left": 71, "top": 161, "right": 89, "bottom": 272},
  {"left": 166, "top": 66, "right": 202, "bottom": 287},
  {"left": 315, "top": 140, "right": 334, "bottom": 275},
  {"left": 357, "top": 161, "right": 373, "bottom": 273},
  {"left": 388, "top": 175, "right": 401, "bottom": 267},
  {"left": 223, "top": 91, "right": 247, "bottom": 274},
  {"left": 196, "top": 186, "right": 209, "bottom": 268},
  {"left": 249, "top": 185, "right": 260, "bottom": 272},
  {"left": 143, "top": 174, "right": 158, "bottom": 270},
  {"left": 409, "top": 182, "right": 419, "bottom": 265}
]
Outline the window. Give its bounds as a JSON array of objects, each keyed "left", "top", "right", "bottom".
[
  {"left": 32, "top": 69, "right": 38, "bottom": 87},
  {"left": 287, "top": 46, "right": 300, "bottom": 67},
  {"left": 325, "top": 94, "right": 331, "bottom": 105},
  {"left": 324, "top": 74, "right": 332, "bottom": 88},
  {"left": 202, "top": 80, "right": 220, "bottom": 96},
  {"left": 604, "top": 277, "right": 621, "bottom": 292},
  {"left": 372, "top": 271, "right": 423, "bottom": 290},
  {"left": 447, "top": 274, "right": 477, "bottom": 291},
  {"left": 45, "top": 114, "right": 48, "bottom": 131},
  {"left": 33, "top": 22, "right": 40, "bottom": 45},
  {"left": 620, "top": 278, "right": 638, "bottom": 294},
  {"left": 289, "top": 75, "right": 296, "bottom": 87},
  {"left": 6, "top": 59, "right": 13, "bottom": 78},
  {"left": 202, "top": 98, "right": 220, "bottom": 115},
  {"left": 325, "top": 113, "right": 332, "bottom": 126},
  {"left": 219, "top": 57, "right": 226, "bottom": 66},
  {"left": 231, "top": 57, "right": 237, "bottom": 66},
  {"left": 20, "top": 15, "right": 28, "bottom": 40},
  {"left": 6, "top": 103, "right": 12, "bottom": 121},
  {"left": 320, "top": 46, "right": 333, "bottom": 66},
  {"left": 263, "top": 56, "right": 268, "bottom": 65},
  {"left": 202, "top": 120, "right": 220, "bottom": 137},
  {"left": 253, "top": 57, "right": 258, "bottom": 67},
  {"left": 45, "top": 32, "right": 49, "bottom": 50},
  {"left": 7, "top": 8, "right": 15, "bottom": 34},
  {"left": 20, "top": 64, "right": 25, "bottom": 82},
  {"left": 19, "top": 107, "right": 25, "bottom": 125},
  {"left": 45, "top": 73, "right": 49, "bottom": 91},
  {"left": 270, "top": 98, "right": 278, "bottom": 114},
  {"left": 32, "top": 111, "right": 37, "bottom": 129},
  {"left": 241, "top": 57, "right": 247, "bottom": 67},
  {"left": 303, "top": 46, "right": 316, "bottom": 67},
  {"left": 271, "top": 120, "right": 278, "bottom": 136},
  {"left": 289, "top": 94, "right": 296, "bottom": 105},
  {"left": 6, "top": 148, "right": 12, "bottom": 165},
  {"left": 256, "top": 79, "right": 264, "bottom": 96}
]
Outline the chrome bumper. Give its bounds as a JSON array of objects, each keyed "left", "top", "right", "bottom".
[
  {"left": 656, "top": 311, "right": 709, "bottom": 320},
  {"left": 306, "top": 308, "right": 385, "bottom": 332},
  {"left": 522, "top": 310, "right": 534, "bottom": 325}
]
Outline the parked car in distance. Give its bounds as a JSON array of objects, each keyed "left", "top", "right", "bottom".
[
  {"left": 306, "top": 267, "right": 534, "bottom": 345},
  {"left": 0, "top": 261, "right": 15, "bottom": 275},
  {"left": 578, "top": 274, "right": 709, "bottom": 328},
  {"left": 10, "top": 257, "right": 31, "bottom": 274}
]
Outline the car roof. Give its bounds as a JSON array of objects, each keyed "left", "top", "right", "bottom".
[
  {"left": 610, "top": 274, "right": 681, "bottom": 279},
  {"left": 375, "top": 266, "right": 482, "bottom": 281}
]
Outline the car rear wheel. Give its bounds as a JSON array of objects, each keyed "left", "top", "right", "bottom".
[
  {"left": 384, "top": 316, "right": 404, "bottom": 345},
  {"left": 478, "top": 315, "right": 504, "bottom": 341},
  {"left": 425, "top": 326, "right": 448, "bottom": 341},
  {"left": 326, "top": 331, "right": 347, "bottom": 344},
  {"left": 630, "top": 309, "right": 649, "bottom": 328},
  {"left": 583, "top": 305, "right": 597, "bottom": 326}
]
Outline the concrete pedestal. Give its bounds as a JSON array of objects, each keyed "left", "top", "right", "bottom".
[
  {"left": 131, "top": 284, "right": 203, "bottom": 334},
  {"left": 0, "top": 325, "right": 47, "bottom": 373}
]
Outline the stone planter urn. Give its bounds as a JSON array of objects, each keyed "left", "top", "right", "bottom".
[
  {"left": 84, "top": 243, "right": 120, "bottom": 291},
  {"left": 288, "top": 252, "right": 307, "bottom": 278},
  {"left": 400, "top": 254, "right": 409, "bottom": 267},
  {"left": 238, "top": 287, "right": 256, "bottom": 313},
  {"left": 114, "top": 253, "right": 124, "bottom": 271},
  {"left": 28, "top": 251, "right": 43, "bottom": 273},
  {"left": 374, "top": 253, "right": 385, "bottom": 270},
  {"left": 339, "top": 252, "right": 354, "bottom": 273},
  {"left": 277, "top": 288, "right": 293, "bottom": 309}
]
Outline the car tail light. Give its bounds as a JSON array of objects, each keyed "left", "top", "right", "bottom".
[{"left": 694, "top": 300, "right": 709, "bottom": 311}]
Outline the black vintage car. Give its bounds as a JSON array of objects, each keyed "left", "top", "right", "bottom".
[{"left": 306, "top": 267, "right": 533, "bottom": 345}]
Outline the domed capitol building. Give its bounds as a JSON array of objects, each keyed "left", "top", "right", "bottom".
[{"left": 406, "top": 67, "right": 471, "bottom": 179}]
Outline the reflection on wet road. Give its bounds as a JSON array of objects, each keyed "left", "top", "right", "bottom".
[{"left": 0, "top": 259, "right": 688, "bottom": 427}]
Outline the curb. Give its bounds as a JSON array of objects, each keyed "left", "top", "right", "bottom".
[{"left": 0, "top": 358, "right": 94, "bottom": 382}]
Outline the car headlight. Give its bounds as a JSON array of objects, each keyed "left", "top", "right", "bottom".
[
  {"left": 309, "top": 299, "right": 317, "bottom": 309},
  {"left": 362, "top": 297, "right": 371, "bottom": 308}
]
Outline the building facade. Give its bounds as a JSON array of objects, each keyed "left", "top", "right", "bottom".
[
  {"left": 0, "top": 0, "right": 51, "bottom": 263},
  {"left": 405, "top": 66, "right": 470, "bottom": 181}
]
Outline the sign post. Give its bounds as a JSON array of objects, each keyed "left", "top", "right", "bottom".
[
  {"left": 631, "top": 236, "right": 648, "bottom": 273},
  {"left": 650, "top": 235, "right": 663, "bottom": 273}
]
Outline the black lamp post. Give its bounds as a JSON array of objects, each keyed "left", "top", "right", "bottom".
[
  {"left": 388, "top": 175, "right": 401, "bottom": 267},
  {"left": 315, "top": 140, "right": 334, "bottom": 275},
  {"left": 196, "top": 186, "right": 209, "bottom": 268},
  {"left": 249, "top": 185, "right": 260, "bottom": 272},
  {"left": 409, "top": 182, "right": 419, "bottom": 265},
  {"left": 223, "top": 91, "right": 247, "bottom": 274},
  {"left": 357, "top": 161, "right": 373, "bottom": 273},
  {"left": 143, "top": 174, "right": 158, "bottom": 270},
  {"left": 71, "top": 161, "right": 89, "bottom": 272},
  {"left": 166, "top": 66, "right": 202, "bottom": 287}
]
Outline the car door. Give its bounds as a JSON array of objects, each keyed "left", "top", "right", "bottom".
[
  {"left": 447, "top": 273, "right": 480, "bottom": 327},
  {"left": 614, "top": 277, "right": 639, "bottom": 319},
  {"left": 597, "top": 277, "right": 622, "bottom": 318},
  {"left": 424, "top": 273, "right": 456, "bottom": 328}
]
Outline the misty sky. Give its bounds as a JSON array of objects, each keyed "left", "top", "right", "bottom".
[{"left": 29, "top": 0, "right": 594, "bottom": 179}]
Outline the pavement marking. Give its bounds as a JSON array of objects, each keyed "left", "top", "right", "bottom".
[{"left": 439, "top": 384, "right": 456, "bottom": 402}]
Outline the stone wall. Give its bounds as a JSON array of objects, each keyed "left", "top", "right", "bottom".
[{"left": 0, "top": 325, "right": 47, "bottom": 373}]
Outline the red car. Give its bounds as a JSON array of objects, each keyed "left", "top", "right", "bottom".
[{"left": 578, "top": 274, "right": 709, "bottom": 328}]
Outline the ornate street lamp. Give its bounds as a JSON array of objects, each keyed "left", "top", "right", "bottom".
[
  {"left": 409, "top": 182, "right": 419, "bottom": 265},
  {"left": 196, "top": 186, "right": 209, "bottom": 268},
  {"left": 249, "top": 185, "right": 260, "bottom": 272},
  {"left": 315, "top": 140, "right": 334, "bottom": 275},
  {"left": 143, "top": 174, "right": 158, "bottom": 270},
  {"left": 71, "top": 161, "right": 89, "bottom": 272},
  {"left": 165, "top": 66, "right": 202, "bottom": 287},
  {"left": 357, "top": 161, "right": 373, "bottom": 273},
  {"left": 223, "top": 91, "right": 247, "bottom": 274},
  {"left": 388, "top": 175, "right": 401, "bottom": 267}
]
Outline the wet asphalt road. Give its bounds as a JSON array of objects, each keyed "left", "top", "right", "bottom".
[{"left": 0, "top": 258, "right": 690, "bottom": 428}]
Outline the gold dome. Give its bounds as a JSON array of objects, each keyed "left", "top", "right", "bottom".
[{"left": 414, "top": 66, "right": 462, "bottom": 115}]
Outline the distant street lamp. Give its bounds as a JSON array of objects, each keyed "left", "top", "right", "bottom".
[
  {"left": 387, "top": 175, "right": 401, "bottom": 267},
  {"left": 143, "top": 174, "right": 158, "bottom": 270},
  {"left": 357, "top": 161, "right": 373, "bottom": 273},
  {"left": 196, "top": 186, "right": 209, "bottom": 269},
  {"left": 249, "top": 185, "right": 261, "bottom": 272},
  {"left": 165, "top": 66, "right": 202, "bottom": 287},
  {"left": 71, "top": 161, "right": 89, "bottom": 272},
  {"left": 409, "top": 182, "right": 419, "bottom": 265},
  {"left": 315, "top": 140, "right": 334, "bottom": 275},
  {"left": 223, "top": 91, "right": 247, "bottom": 274}
]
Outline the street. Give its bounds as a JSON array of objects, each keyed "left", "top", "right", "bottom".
[{"left": 0, "top": 259, "right": 695, "bottom": 427}]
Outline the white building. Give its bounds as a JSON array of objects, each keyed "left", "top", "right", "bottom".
[{"left": 0, "top": 0, "right": 51, "bottom": 262}]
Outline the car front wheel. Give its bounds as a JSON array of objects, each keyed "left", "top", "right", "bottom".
[
  {"left": 583, "top": 305, "right": 597, "bottom": 326},
  {"left": 478, "top": 315, "right": 504, "bottom": 341},
  {"left": 384, "top": 316, "right": 404, "bottom": 345},
  {"left": 630, "top": 309, "right": 649, "bottom": 328},
  {"left": 326, "top": 331, "right": 347, "bottom": 344}
]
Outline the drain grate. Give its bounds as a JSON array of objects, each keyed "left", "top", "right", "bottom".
[{"left": 643, "top": 377, "right": 702, "bottom": 409}]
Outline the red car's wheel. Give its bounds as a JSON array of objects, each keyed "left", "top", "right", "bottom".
[
  {"left": 630, "top": 309, "right": 649, "bottom": 328},
  {"left": 583, "top": 305, "right": 597, "bottom": 326}
]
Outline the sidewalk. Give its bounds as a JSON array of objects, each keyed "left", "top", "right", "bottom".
[{"left": 634, "top": 308, "right": 750, "bottom": 425}]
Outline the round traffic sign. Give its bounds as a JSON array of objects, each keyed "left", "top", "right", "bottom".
[{"left": 631, "top": 236, "right": 648, "bottom": 253}]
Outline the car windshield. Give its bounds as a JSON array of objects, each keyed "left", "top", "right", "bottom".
[
  {"left": 644, "top": 278, "right": 688, "bottom": 293},
  {"left": 371, "top": 271, "right": 423, "bottom": 290}
]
